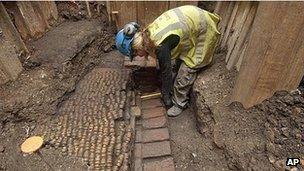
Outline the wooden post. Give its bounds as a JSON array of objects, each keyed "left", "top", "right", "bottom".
[
  {"left": 232, "top": 2, "right": 304, "bottom": 108},
  {"left": 214, "top": 1, "right": 223, "bottom": 14},
  {"left": 106, "top": 1, "right": 112, "bottom": 22},
  {"left": 0, "top": 40, "right": 24, "bottom": 85},
  {"left": 0, "top": 2, "right": 28, "bottom": 54},
  {"left": 225, "top": 2, "right": 258, "bottom": 70},
  {"left": 85, "top": 1, "right": 92, "bottom": 19},
  {"left": 218, "top": 2, "right": 235, "bottom": 49}
]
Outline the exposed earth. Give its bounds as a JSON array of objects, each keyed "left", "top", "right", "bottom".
[{"left": 191, "top": 53, "right": 304, "bottom": 171}]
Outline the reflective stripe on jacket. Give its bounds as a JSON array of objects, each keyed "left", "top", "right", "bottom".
[{"left": 147, "top": 5, "right": 220, "bottom": 68}]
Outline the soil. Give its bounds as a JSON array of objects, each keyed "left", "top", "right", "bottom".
[
  {"left": 56, "top": 1, "right": 108, "bottom": 22},
  {"left": 168, "top": 108, "right": 229, "bottom": 170},
  {"left": 192, "top": 52, "right": 304, "bottom": 170},
  {"left": 0, "top": 18, "right": 118, "bottom": 170}
]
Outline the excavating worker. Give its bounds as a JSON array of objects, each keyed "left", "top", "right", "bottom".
[{"left": 115, "top": 5, "right": 220, "bottom": 116}]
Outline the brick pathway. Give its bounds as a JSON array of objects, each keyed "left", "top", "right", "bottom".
[
  {"left": 41, "top": 68, "right": 133, "bottom": 171},
  {"left": 133, "top": 98, "right": 175, "bottom": 171}
]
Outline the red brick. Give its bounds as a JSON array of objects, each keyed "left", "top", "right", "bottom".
[
  {"left": 134, "top": 143, "right": 142, "bottom": 158},
  {"left": 143, "top": 157, "right": 175, "bottom": 171},
  {"left": 135, "top": 158, "right": 143, "bottom": 171},
  {"left": 142, "top": 141, "right": 171, "bottom": 158},
  {"left": 143, "top": 116, "right": 167, "bottom": 129},
  {"left": 142, "top": 128, "right": 169, "bottom": 143},
  {"left": 136, "top": 126, "right": 142, "bottom": 143},
  {"left": 142, "top": 107, "right": 165, "bottom": 119},
  {"left": 142, "top": 99, "right": 163, "bottom": 109}
]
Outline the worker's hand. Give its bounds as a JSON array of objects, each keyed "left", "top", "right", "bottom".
[{"left": 162, "top": 95, "right": 173, "bottom": 107}]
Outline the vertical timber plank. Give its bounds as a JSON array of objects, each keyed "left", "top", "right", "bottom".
[
  {"left": 0, "top": 2, "right": 28, "bottom": 54},
  {"left": 48, "top": 1, "right": 58, "bottom": 21},
  {"left": 169, "top": 1, "right": 198, "bottom": 9},
  {"left": 16, "top": 1, "right": 47, "bottom": 39},
  {"left": 232, "top": 2, "right": 304, "bottom": 108},
  {"left": 225, "top": 2, "right": 253, "bottom": 69},
  {"left": 222, "top": 2, "right": 239, "bottom": 57},
  {"left": 110, "top": 1, "right": 137, "bottom": 30},
  {"left": 214, "top": 1, "right": 222, "bottom": 14},
  {"left": 230, "top": 3, "right": 258, "bottom": 71},
  {"left": 0, "top": 40, "right": 23, "bottom": 85},
  {"left": 218, "top": 2, "right": 235, "bottom": 48},
  {"left": 31, "top": 2, "right": 51, "bottom": 30},
  {"left": 137, "top": 1, "right": 168, "bottom": 27}
]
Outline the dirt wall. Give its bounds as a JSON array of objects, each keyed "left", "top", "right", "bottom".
[{"left": 192, "top": 53, "right": 303, "bottom": 170}]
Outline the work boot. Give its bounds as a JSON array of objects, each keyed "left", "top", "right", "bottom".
[{"left": 167, "top": 105, "right": 183, "bottom": 117}]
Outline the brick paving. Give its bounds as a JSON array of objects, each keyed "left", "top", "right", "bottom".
[
  {"left": 133, "top": 98, "right": 175, "bottom": 171},
  {"left": 40, "top": 68, "right": 132, "bottom": 171},
  {"left": 142, "top": 116, "right": 167, "bottom": 129},
  {"left": 142, "top": 107, "right": 166, "bottom": 119},
  {"left": 37, "top": 65, "right": 174, "bottom": 170}
]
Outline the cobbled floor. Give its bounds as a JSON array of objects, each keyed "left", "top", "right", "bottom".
[{"left": 40, "top": 67, "right": 132, "bottom": 171}]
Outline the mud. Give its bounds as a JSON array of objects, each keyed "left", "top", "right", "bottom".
[
  {"left": 168, "top": 108, "right": 229, "bottom": 170},
  {"left": 27, "top": 20, "right": 103, "bottom": 67},
  {"left": 0, "top": 21, "right": 115, "bottom": 124},
  {"left": 193, "top": 53, "right": 304, "bottom": 170},
  {"left": 0, "top": 18, "right": 120, "bottom": 170}
]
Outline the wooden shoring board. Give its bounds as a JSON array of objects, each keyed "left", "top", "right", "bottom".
[
  {"left": 230, "top": 3, "right": 258, "bottom": 71},
  {"left": 33, "top": 1, "right": 58, "bottom": 24},
  {"left": 213, "top": 1, "right": 223, "bottom": 14},
  {"left": 0, "top": 2, "right": 28, "bottom": 54},
  {"left": 218, "top": 2, "right": 235, "bottom": 49},
  {"left": 30, "top": 2, "right": 51, "bottom": 30},
  {"left": 232, "top": 2, "right": 304, "bottom": 108},
  {"left": 0, "top": 3, "right": 24, "bottom": 85},
  {"left": 108, "top": 1, "right": 198, "bottom": 31},
  {"left": 235, "top": 40, "right": 247, "bottom": 71},
  {"left": 0, "top": 40, "right": 24, "bottom": 85},
  {"left": 8, "top": 1, "right": 48, "bottom": 40},
  {"left": 48, "top": 1, "right": 59, "bottom": 21},
  {"left": 169, "top": 1, "right": 198, "bottom": 9},
  {"left": 137, "top": 1, "right": 168, "bottom": 27},
  {"left": 17, "top": 2, "right": 48, "bottom": 39},
  {"left": 108, "top": 1, "right": 137, "bottom": 30},
  {"left": 225, "top": 2, "right": 254, "bottom": 70},
  {"left": 222, "top": 1, "right": 239, "bottom": 57}
]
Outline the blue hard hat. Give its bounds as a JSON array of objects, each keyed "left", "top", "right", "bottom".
[
  {"left": 115, "top": 29, "right": 134, "bottom": 59},
  {"left": 115, "top": 22, "right": 140, "bottom": 60}
]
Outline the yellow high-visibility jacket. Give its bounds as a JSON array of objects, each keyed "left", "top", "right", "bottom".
[{"left": 146, "top": 5, "right": 220, "bottom": 69}]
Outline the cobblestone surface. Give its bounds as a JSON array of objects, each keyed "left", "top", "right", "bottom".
[{"left": 40, "top": 68, "right": 132, "bottom": 170}]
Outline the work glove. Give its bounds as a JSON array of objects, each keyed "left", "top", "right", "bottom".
[{"left": 162, "top": 94, "right": 173, "bottom": 107}]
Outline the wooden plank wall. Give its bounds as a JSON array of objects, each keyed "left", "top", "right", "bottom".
[
  {"left": 108, "top": 1, "right": 137, "bottom": 30},
  {"left": 3, "top": 1, "right": 58, "bottom": 41},
  {"left": 0, "top": 1, "right": 58, "bottom": 84},
  {"left": 215, "top": 1, "right": 258, "bottom": 71},
  {"left": 0, "top": 3, "right": 24, "bottom": 85},
  {"left": 107, "top": 1, "right": 198, "bottom": 30},
  {"left": 232, "top": 2, "right": 304, "bottom": 108}
]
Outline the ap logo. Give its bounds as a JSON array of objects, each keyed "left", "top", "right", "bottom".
[{"left": 286, "top": 158, "right": 300, "bottom": 166}]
